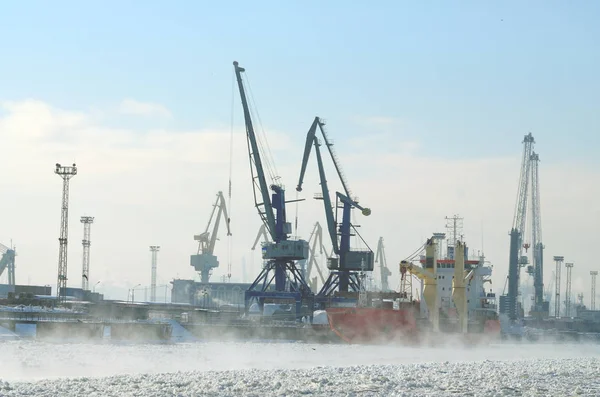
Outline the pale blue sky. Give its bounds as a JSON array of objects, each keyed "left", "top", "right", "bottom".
[{"left": 1, "top": 1, "right": 599, "bottom": 161}]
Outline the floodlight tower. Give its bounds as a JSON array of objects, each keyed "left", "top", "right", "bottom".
[
  {"left": 565, "top": 262, "right": 573, "bottom": 317},
  {"left": 591, "top": 271, "right": 598, "bottom": 310},
  {"left": 55, "top": 163, "right": 77, "bottom": 302},
  {"left": 150, "top": 246, "right": 160, "bottom": 302},
  {"left": 553, "top": 256, "right": 564, "bottom": 317},
  {"left": 80, "top": 216, "right": 94, "bottom": 290}
]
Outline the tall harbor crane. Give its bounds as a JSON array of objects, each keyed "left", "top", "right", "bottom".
[
  {"left": 375, "top": 237, "right": 392, "bottom": 291},
  {"left": 502, "top": 133, "right": 548, "bottom": 321},
  {"left": 250, "top": 224, "right": 270, "bottom": 251},
  {"left": 233, "top": 61, "right": 312, "bottom": 319},
  {"left": 305, "top": 222, "right": 329, "bottom": 291},
  {"left": 0, "top": 243, "right": 16, "bottom": 285},
  {"left": 296, "top": 117, "right": 373, "bottom": 299},
  {"left": 529, "top": 152, "right": 547, "bottom": 317},
  {"left": 191, "top": 191, "right": 231, "bottom": 283}
]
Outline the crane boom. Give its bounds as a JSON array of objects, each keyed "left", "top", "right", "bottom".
[
  {"left": 530, "top": 152, "right": 545, "bottom": 313},
  {"left": 375, "top": 237, "right": 392, "bottom": 291},
  {"left": 191, "top": 191, "right": 231, "bottom": 283},
  {"left": 505, "top": 133, "right": 535, "bottom": 321},
  {"left": 233, "top": 61, "right": 278, "bottom": 241}
]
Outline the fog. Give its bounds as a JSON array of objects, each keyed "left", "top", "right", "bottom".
[{"left": 1, "top": 339, "right": 598, "bottom": 383}]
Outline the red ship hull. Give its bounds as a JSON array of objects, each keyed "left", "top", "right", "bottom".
[
  {"left": 325, "top": 307, "right": 501, "bottom": 345},
  {"left": 325, "top": 307, "right": 419, "bottom": 344}
]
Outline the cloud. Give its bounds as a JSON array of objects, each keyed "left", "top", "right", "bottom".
[
  {"left": 118, "top": 98, "right": 172, "bottom": 118},
  {"left": 0, "top": 100, "right": 597, "bottom": 311}
]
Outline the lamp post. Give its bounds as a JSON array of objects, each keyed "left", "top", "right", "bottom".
[
  {"left": 93, "top": 281, "right": 101, "bottom": 293},
  {"left": 130, "top": 283, "right": 141, "bottom": 303}
]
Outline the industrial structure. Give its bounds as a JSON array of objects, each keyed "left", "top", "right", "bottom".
[
  {"left": 554, "top": 256, "right": 564, "bottom": 318},
  {"left": 501, "top": 134, "right": 548, "bottom": 321},
  {"left": 303, "top": 222, "right": 329, "bottom": 292},
  {"left": 150, "top": 246, "right": 160, "bottom": 302},
  {"left": 375, "top": 237, "right": 392, "bottom": 291},
  {"left": 80, "top": 216, "right": 94, "bottom": 290},
  {"left": 233, "top": 61, "right": 312, "bottom": 319},
  {"left": 591, "top": 271, "right": 598, "bottom": 311},
  {"left": 191, "top": 191, "right": 231, "bottom": 283},
  {"left": 0, "top": 243, "right": 16, "bottom": 286},
  {"left": 565, "top": 262, "right": 573, "bottom": 317},
  {"left": 296, "top": 116, "right": 373, "bottom": 299},
  {"left": 55, "top": 163, "right": 77, "bottom": 303}
]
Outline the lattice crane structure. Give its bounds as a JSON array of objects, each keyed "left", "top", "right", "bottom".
[
  {"left": 296, "top": 116, "right": 373, "bottom": 299},
  {"left": 502, "top": 133, "right": 548, "bottom": 321},
  {"left": 0, "top": 243, "right": 16, "bottom": 285},
  {"left": 80, "top": 216, "right": 94, "bottom": 290},
  {"left": 233, "top": 61, "right": 312, "bottom": 319},
  {"left": 55, "top": 163, "right": 77, "bottom": 303},
  {"left": 191, "top": 191, "right": 231, "bottom": 283}
]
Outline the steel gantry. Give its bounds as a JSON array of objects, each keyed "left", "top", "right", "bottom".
[
  {"left": 233, "top": 61, "right": 312, "bottom": 320},
  {"left": 191, "top": 191, "right": 232, "bottom": 283},
  {"left": 502, "top": 133, "right": 548, "bottom": 321},
  {"left": 296, "top": 117, "right": 373, "bottom": 300}
]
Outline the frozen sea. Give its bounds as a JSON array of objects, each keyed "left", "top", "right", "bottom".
[{"left": 0, "top": 339, "right": 599, "bottom": 396}]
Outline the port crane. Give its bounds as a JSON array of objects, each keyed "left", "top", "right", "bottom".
[
  {"left": 502, "top": 133, "right": 547, "bottom": 321},
  {"left": 191, "top": 191, "right": 231, "bottom": 283},
  {"left": 296, "top": 117, "right": 373, "bottom": 299},
  {"left": 233, "top": 61, "right": 312, "bottom": 319},
  {"left": 375, "top": 237, "right": 392, "bottom": 291},
  {"left": 250, "top": 224, "right": 271, "bottom": 251},
  {"left": 304, "top": 222, "right": 329, "bottom": 291},
  {"left": 0, "top": 243, "right": 16, "bottom": 285}
]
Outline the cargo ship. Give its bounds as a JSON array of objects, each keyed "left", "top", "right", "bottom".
[{"left": 316, "top": 219, "right": 500, "bottom": 345}]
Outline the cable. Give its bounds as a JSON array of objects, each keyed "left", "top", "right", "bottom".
[{"left": 227, "top": 72, "right": 235, "bottom": 281}]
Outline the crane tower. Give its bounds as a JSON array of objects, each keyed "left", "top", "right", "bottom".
[
  {"left": 553, "top": 256, "right": 563, "bottom": 318},
  {"left": 191, "top": 191, "right": 231, "bottom": 283},
  {"left": 0, "top": 243, "right": 16, "bottom": 286},
  {"left": 233, "top": 61, "right": 312, "bottom": 319},
  {"left": 501, "top": 133, "right": 548, "bottom": 321},
  {"left": 150, "top": 246, "right": 160, "bottom": 302},
  {"left": 80, "top": 216, "right": 94, "bottom": 290},
  {"left": 375, "top": 237, "right": 392, "bottom": 291},
  {"left": 591, "top": 271, "right": 598, "bottom": 310},
  {"left": 565, "top": 262, "right": 573, "bottom": 317},
  {"left": 55, "top": 163, "right": 77, "bottom": 302}
]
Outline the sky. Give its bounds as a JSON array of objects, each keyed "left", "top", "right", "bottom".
[{"left": 0, "top": 1, "right": 599, "bottom": 308}]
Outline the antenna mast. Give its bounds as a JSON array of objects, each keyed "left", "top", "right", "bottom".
[{"left": 55, "top": 163, "right": 77, "bottom": 303}]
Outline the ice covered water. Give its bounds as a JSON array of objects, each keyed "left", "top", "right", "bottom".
[{"left": 0, "top": 340, "right": 599, "bottom": 396}]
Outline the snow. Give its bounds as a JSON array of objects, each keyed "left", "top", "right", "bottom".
[{"left": 0, "top": 340, "right": 598, "bottom": 396}]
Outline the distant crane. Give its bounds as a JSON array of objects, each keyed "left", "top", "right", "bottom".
[
  {"left": 565, "top": 262, "right": 574, "bottom": 317},
  {"left": 374, "top": 237, "right": 392, "bottom": 291},
  {"left": 529, "top": 152, "right": 546, "bottom": 317},
  {"left": 296, "top": 117, "right": 373, "bottom": 299},
  {"left": 0, "top": 243, "right": 16, "bottom": 285},
  {"left": 502, "top": 133, "right": 534, "bottom": 321},
  {"left": 304, "top": 222, "right": 330, "bottom": 291},
  {"left": 233, "top": 61, "right": 312, "bottom": 319},
  {"left": 191, "top": 191, "right": 231, "bottom": 283},
  {"left": 250, "top": 224, "right": 270, "bottom": 251}
]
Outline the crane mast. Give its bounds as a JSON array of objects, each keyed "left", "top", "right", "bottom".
[
  {"left": 191, "top": 191, "right": 231, "bottom": 283},
  {"left": 297, "top": 116, "right": 373, "bottom": 298},
  {"left": 504, "top": 133, "right": 539, "bottom": 322},
  {"left": 233, "top": 61, "right": 311, "bottom": 319},
  {"left": 530, "top": 152, "right": 546, "bottom": 315},
  {"left": 375, "top": 237, "right": 392, "bottom": 291}
]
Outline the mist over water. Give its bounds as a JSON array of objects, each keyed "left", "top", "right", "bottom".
[{"left": 1, "top": 339, "right": 598, "bottom": 382}]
